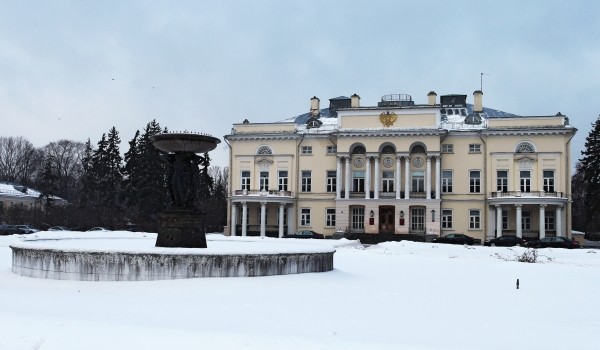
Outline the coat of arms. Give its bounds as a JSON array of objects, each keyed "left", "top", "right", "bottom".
[{"left": 379, "top": 112, "right": 397, "bottom": 127}]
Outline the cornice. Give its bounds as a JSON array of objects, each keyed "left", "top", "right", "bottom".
[
  {"left": 225, "top": 133, "right": 301, "bottom": 141},
  {"left": 481, "top": 127, "right": 576, "bottom": 137},
  {"left": 337, "top": 129, "right": 447, "bottom": 138}
]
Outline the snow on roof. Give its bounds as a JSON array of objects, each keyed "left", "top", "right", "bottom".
[{"left": 0, "top": 183, "right": 42, "bottom": 199}]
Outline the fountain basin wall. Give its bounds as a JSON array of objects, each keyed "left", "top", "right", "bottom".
[{"left": 10, "top": 234, "right": 335, "bottom": 281}]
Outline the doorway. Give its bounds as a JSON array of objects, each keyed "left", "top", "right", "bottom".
[
  {"left": 379, "top": 206, "right": 395, "bottom": 233},
  {"left": 411, "top": 207, "right": 425, "bottom": 233}
]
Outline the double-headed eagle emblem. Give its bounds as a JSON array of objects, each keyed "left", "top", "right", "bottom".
[{"left": 379, "top": 111, "right": 397, "bottom": 127}]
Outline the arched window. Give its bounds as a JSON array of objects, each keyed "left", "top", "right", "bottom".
[
  {"left": 352, "top": 146, "right": 366, "bottom": 154},
  {"left": 256, "top": 145, "right": 273, "bottom": 155},
  {"left": 381, "top": 145, "right": 395, "bottom": 154},
  {"left": 515, "top": 142, "right": 535, "bottom": 153},
  {"left": 411, "top": 145, "right": 426, "bottom": 154}
]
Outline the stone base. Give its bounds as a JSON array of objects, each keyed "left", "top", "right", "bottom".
[{"left": 156, "top": 209, "right": 207, "bottom": 248}]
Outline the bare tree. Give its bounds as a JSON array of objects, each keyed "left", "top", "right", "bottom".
[
  {"left": 39, "top": 139, "right": 86, "bottom": 201},
  {"left": 0, "top": 136, "right": 41, "bottom": 184}
]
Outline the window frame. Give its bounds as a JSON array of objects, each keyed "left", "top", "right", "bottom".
[
  {"left": 469, "top": 144, "right": 481, "bottom": 153},
  {"left": 469, "top": 170, "right": 481, "bottom": 193},
  {"left": 326, "top": 208, "right": 336, "bottom": 227},
  {"left": 300, "top": 208, "right": 311, "bottom": 227},
  {"left": 469, "top": 209, "right": 481, "bottom": 229},
  {"left": 326, "top": 170, "right": 336, "bottom": 193},
  {"left": 441, "top": 144, "right": 454, "bottom": 153},
  {"left": 241, "top": 171, "right": 251, "bottom": 190},
  {"left": 441, "top": 209, "right": 453, "bottom": 229},
  {"left": 441, "top": 170, "right": 453, "bottom": 193},
  {"left": 278, "top": 170, "right": 288, "bottom": 191},
  {"left": 301, "top": 170, "right": 312, "bottom": 192},
  {"left": 301, "top": 146, "right": 313, "bottom": 155}
]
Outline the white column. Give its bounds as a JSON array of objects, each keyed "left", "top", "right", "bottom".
[
  {"left": 345, "top": 158, "right": 350, "bottom": 199},
  {"left": 278, "top": 203, "right": 285, "bottom": 238},
  {"left": 496, "top": 205, "right": 502, "bottom": 238},
  {"left": 555, "top": 205, "right": 563, "bottom": 237},
  {"left": 374, "top": 156, "right": 380, "bottom": 199},
  {"left": 539, "top": 205, "right": 546, "bottom": 239},
  {"left": 241, "top": 202, "right": 248, "bottom": 237},
  {"left": 435, "top": 156, "right": 441, "bottom": 200},
  {"left": 336, "top": 157, "right": 342, "bottom": 200},
  {"left": 365, "top": 157, "right": 371, "bottom": 199},
  {"left": 287, "top": 205, "right": 294, "bottom": 235},
  {"left": 516, "top": 204, "right": 522, "bottom": 238},
  {"left": 404, "top": 156, "right": 410, "bottom": 200},
  {"left": 395, "top": 155, "right": 401, "bottom": 199},
  {"left": 260, "top": 202, "right": 266, "bottom": 237},
  {"left": 231, "top": 203, "right": 237, "bottom": 237},
  {"left": 426, "top": 156, "right": 432, "bottom": 200}
]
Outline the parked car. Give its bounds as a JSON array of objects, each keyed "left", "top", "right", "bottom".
[
  {"left": 48, "top": 226, "right": 69, "bottom": 231},
  {"left": 15, "top": 225, "right": 39, "bottom": 234},
  {"left": 526, "top": 237, "right": 580, "bottom": 249},
  {"left": 0, "top": 224, "right": 25, "bottom": 235},
  {"left": 86, "top": 227, "right": 110, "bottom": 232},
  {"left": 484, "top": 235, "right": 526, "bottom": 247},
  {"left": 283, "top": 230, "right": 324, "bottom": 239},
  {"left": 431, "top": 233, "right": 477, "bottom": 245}
]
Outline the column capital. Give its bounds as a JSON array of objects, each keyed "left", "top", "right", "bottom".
[
  {"left": 539, "top": 204, "right": 547, "bottom": 208},
  {"left": 279, "top": 202, "right": 286, "bottom": 207},
  {"left": 515, "top": 204, "right": 522, "bottom": 208},
  {"left": 495, "top": 204, "right": 503, "bottom": 208}
]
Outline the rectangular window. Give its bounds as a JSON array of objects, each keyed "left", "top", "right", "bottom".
[
  {"left": 442, "top": 144, "right": 454, "bottom": 153},
  {"left": 470, "top": 170, "right": 481, "bottom": 193},
  {"left": 353, "top": 171, "right": 365, "bottom": 192},
  {"left": 469, "top": 144, "right": 481, "bottom": 153},
  {"left": 469, "top": 210, "right": 481, "bottom": 229},
  {"left": 301, "top": 170, "right": 312, "bottom": 192},
  {"left": 522, "top": 211, "right": 531, "bottom": 230},
  {"left": 497, "top": 170, "right": 508, "bottom": 192},
  {"left": 278, "top": 171, "right": 288, "bottom": 191},
  {"left": 543, "top": 170, "right": 555, "bottom": 193},
  {"left": 326, "top": 170, "right": 337, "bottom": 193},
  {"left": 300, "top": 208, "right": 311, "bottom": 226},
  {"left": 326, "top": 146, "right": 337, "bottom": 154},
  {"left": 441, "top": 209, "right": 453, "bottom": 229},
  {"left": 412, "top": 171, "right": 425, "bottom": 193},
  {"left": 241, "top": 171, "right": 251, "bottom": 190},
  {"left": 545, "top": 210, "right": 555, "bottom": 231},
  {"left": 382, "top": 171, "right": 394, "bottom": 192},
  {"left": 351, "top": 207, "right": 365, "bottom": 230},
  {"left": 326, "top": 208, "right": 336, "bottom": 227},
  {"left": 520, "top": 170, "right": 531, "bottom": 193},
  {"left": 301, "top": 146, "right": 312, "bottom": 155},
  {"left": 441, "top": 170, "right": 453, "bottom": 193},
  {"left": 259, "top": 171, "right": 269, "bottom": 191},
  {"left": 502, "top": 210, "right": 509, "bottom": 230}
]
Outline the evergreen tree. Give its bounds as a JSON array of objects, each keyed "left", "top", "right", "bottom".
[
  {"left": 90, "top": 133, "right": 108, "bottom": 206},
  {"left": 579, "top": 115, "right": 600, "bottom": 234},
  {"left": 104, "top": 127, "right": 123, "bottom": 207},
  {"left": 37, "top": 154, "right": 60, "bottom": 207},
  {"left": 122, "top": 130, "right": 141, "bottom": 209},
  {"left": 79, "top": 138, "right": 94, "bottom": 207}
]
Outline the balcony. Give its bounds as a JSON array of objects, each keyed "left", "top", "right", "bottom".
[
  {"left": 233, "top": 189, "right": 293, "bottom": 197},
  {"left": 490, "top": 191, "right": 564, "bottom": 198}
]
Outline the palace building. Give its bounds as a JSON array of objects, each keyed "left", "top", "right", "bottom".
[{"left": 224, "top": 91, "right": 576, "bottom": 242}]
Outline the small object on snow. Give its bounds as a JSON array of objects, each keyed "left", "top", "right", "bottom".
[{"left": 516, "top": 279, "right": 519, "bottom": 289}]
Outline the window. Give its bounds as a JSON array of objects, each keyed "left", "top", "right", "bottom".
[
  {"left": 301, "top": 170, "right": 312, "bottom": 192},
  {"left": 442, "top": 170, "right": 453, "bottom": 193},
  {"left": 326, "top": 170, "right": 336, "bottom": 193},
  {"left": 278, "top": 171, "right": 288, "bottom": 191},
  {"left": 502, "top": 210, "right": 509, "bottom": 230},
  {"left": 256, "top": 146, "right": 273, "bottom": 155},
  {"left": 520, "top": 171, "right": 531, "bottom": 193},
  {"left": 469, "top": 170, "right": 481, "bottom": 193},
  {"left": 412, "top": 171, "right": 424, "bottom": 192},
  {"left": 469, "top": 144, "right": 481, "bottom": 153},
  {"left": 469, "top": 210, "right": 481, "bottom": 229},
  {"left": 353, "top": 171, "right": 365, "bottom": 192},
  {"left": 259, "top": 171, "right": 269, "bottom": 190},
  {"left": 545, "top": 210, "right": 555, "bottom": 231},
  {"left": 543, "top": 170, "right": 555, "bottom": 193},
  {"left": 326, "top": 208, "right": 336, "bottom": 227},
  {"left": 241, "top": 171, "right": 251, "bottom": 190},
  {"left": 301, "top": 146, "right": 312, "bottom": 155},
  {"left": 497, "top": 170, "right": 508, "bottom": 192},
  {"left": 382, "top": 171, "right": 394, "bottom": 192},
  {"left": 515, "top": 142, "right": 535, "bottom": 153},
  {"left": 441, "top": 209, "right": 453, "bottom": 229},
  {"left": 300, "top": 208, "right": 311, "bottom": 226},
  {"left": 522, "top": 211, "right": 531, "bottom": 230},
  {"left": 351, "top": 207, "right": 365, "bottom": 230},
  {"left": 326, "top": 146, "right": 337, "bottom": 154},
  {"left": 442, "top": 144, "right": 454, "bottom": 153}
]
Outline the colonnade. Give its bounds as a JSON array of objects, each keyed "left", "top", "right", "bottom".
[
  {"left": 494, "top": 204, "right": 564, "bottom": 238},
  {"left": 230, "top": 201, "right": 294, "bottom": 238}
]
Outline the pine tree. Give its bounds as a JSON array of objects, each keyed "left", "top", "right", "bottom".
[
  {"left": 122, "top": 130, "right": 141, "bottom": 209},
  {"left": 579, "top": 115, "right": 600, "bottom": 233},
  {"left": 37, "top": 154, "right": 60, "bottom": 207},
  {"left": 104, "top": 127, "right": 123, "bottom": 207},
  {"left": 79, "top": 138, "right": 94, "bottom": 207}
]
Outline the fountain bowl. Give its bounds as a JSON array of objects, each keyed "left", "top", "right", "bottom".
[{"left": 151, "top": 133, "right": 221, "bottom": 154}]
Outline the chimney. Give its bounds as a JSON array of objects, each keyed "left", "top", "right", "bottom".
[
  {"left": 351, "top": 94, "right": 360, "bottom": 107},
  {"left": 427, "top": 91, "right": 437, "bottom": 106},
  {"left": 473, "top": 90, "right": 483, "bottom": 113},
  {"left": 310, "top": 96, "right": 320, "bottom": 116}
]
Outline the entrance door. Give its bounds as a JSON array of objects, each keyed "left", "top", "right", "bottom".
[
  {"left": 411, "top": 207, "right": 425, "bottom": 233},
  {"left": 379, "top": 206, "right": 395, "bottom": 233}
]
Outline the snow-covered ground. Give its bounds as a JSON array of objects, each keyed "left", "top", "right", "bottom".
[{"left": 1, "top": 232, "right": 599, "bottom": 350}]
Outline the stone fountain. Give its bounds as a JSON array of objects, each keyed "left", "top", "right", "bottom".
[{"left": 151, "top": 132, "right": 221, "bottom": 248}]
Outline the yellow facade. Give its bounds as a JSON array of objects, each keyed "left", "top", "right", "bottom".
[{"left": 225, "top": 92, "right": 576, "bottom": 243}]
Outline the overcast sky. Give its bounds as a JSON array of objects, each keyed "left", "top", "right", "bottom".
[{"left": 1, "top": 0, "right": 599, "bottom": 168}]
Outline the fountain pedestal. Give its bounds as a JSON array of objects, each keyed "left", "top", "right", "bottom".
[
  {"left": 156, "top": 209, "right": 207, "bottom": 248},
  {"left": 151, "top": 132, "right": 221, "bottom": 248}
]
